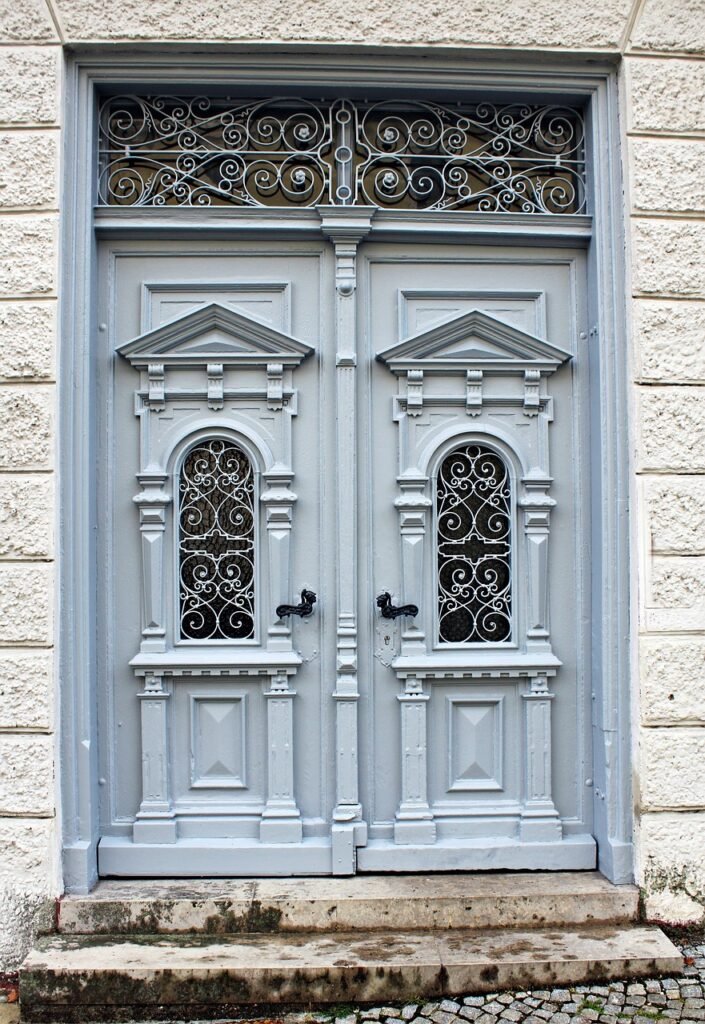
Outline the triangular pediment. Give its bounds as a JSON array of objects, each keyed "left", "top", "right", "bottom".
[
  {"left": 117, "top": 302, "right": 315, "bottom": 368},
  {"left": 377, "top": 309, "right": 572, "bottom": 373}
]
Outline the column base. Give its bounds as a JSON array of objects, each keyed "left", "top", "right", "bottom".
[
  {"left": 394, "top": 818, "right": 437, "bottom": 845},
  {"left": 259, "top": 817, "right": 303, "bottom": 844},
  {"left": 133, "top": 817, "right": 177, "bottom": 844},
  {"left": 520, "top": 811, "right": 562, "bottom": 842}
]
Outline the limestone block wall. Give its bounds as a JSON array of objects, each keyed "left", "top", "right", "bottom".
[
  {"left": 0, "top": 0, "right": 703, "bottom": 973},
  {"left": 0, "top": 0, "right": 62, "bottom": 971}
]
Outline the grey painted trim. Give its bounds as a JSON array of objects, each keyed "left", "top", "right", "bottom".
[{"left": 61, "top": 48, "right": 632, "bottom": 891}]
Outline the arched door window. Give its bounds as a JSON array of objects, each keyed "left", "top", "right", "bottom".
[
  {"left": 436, "top": 443, "right": 512, "bottom": 644},
  {"left": 178, "top": 438, "right": 256, "bottom": 641}
]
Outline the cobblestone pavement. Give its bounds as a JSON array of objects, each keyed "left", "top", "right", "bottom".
[
  {"left": 296, "top": 941, "right": 703, "bottom": 1024},
  {"left": 0, "top": 938, "right": 702, "bottom": 1024}
]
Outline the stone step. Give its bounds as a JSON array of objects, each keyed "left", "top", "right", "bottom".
[
  {"left": 57, "top": 871, "right": 639, "bottom": 935},
  {"left": 20, "top": 924, "right": 682, "bottom": 1022}
]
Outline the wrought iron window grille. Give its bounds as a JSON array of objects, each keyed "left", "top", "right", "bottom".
[
  {"left": 98, "top": 95, "right": 586, "bottom": 214},
  {"left": 179, "top": 439, "right": 256, "bottom": 642},
  {"left": 436, "top": 444, "right": 512, "bottom": 644}
]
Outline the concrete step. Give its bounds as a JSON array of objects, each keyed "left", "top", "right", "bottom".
[
  {"left": 20, "top": 925, "right": 682, "bottom": 1022},
  {"left": 57, "top": 872, "right": 639, "bottom": 935}
]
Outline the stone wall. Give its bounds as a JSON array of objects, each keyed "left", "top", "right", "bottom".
[{"left": 0, "top": 0, "right": 703, "bottom": 972}]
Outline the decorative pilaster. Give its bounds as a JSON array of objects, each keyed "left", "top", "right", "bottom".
[
  {"left": 260, "top": 468, "right": 297, "bottom": 651},
  {"left": 394, "top": 474, "right": 431, "bottom": 655},
  {"left": 394, "top": 675, "right": 435, "bottom": 845},
  {"left": 520, "top": 673, "right": 561, "bottom": 841},
  {"left": 133, "top": 473, "right": 171, "bottom": 654},
  {"left": 260, "top": 671, "right": 302, "bottom": 843},
  {"left": 319, "top": 207, "right": 375, "bottom": 871},
  {"left": 519, "top": 472, "right": 556, "bottom": 653},
  {"left": 134, "top": 672, "right": 176, "bottom": 843}
]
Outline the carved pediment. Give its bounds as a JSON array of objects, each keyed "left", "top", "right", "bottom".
[
  {"left": 117, "top": 302, "right": 315, "bottom": 368},
  {"left": 377, "top": 309, "right": 572, "bottom": 375}
]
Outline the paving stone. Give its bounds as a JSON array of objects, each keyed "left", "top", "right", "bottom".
[
  {"left": 485, "top": 1005, "right": 504, "bottom": 1017},
  {"left": 475, "top": 1015, "right": 498, "bottom": 1024},
  {"left": 431, "top": 1013, "right": 457, "bottom": 1024},
  {"left": 422, "top": 1008, "right": 439, "bottom": 1018},
  {"left": 534, "top": 1012, "right": 554, "bottom": 1020},
  {"left": 685, "top": 1003, "right": 705, "bottom": 1011},
  {"left": 500, "top": 1012, "right": 523, "bottom": 1022},
  {"left": 552, "top": 993, "right": 572, "bottom": 1003},
  {"left": 682, "top": 989, "right": 704, "bottom": 999},
  {"left": 402, "top": 1008, "right": 419, "bottom": 1021},
  {"left": 551, "top": 1015, "right": 571, "bottom": 1024},
  {"left": 382, "top": 1012, "right": 401, "bottom": 1020},
  {"left": 465, "top": 1000, "right": 487, "bottom": 1009},
  {"left": 460, "top": 1010, "right": 482, "bottom": 1021},
  {"left": 440, "top": 1003, "right": 461, "bottom": 1014},
  {"left": 580, "top": 1011, "right": 600, "bottom": 1021}
]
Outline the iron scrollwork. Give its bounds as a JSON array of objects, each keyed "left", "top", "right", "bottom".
[
  {"left": 98, "top": 95, "right": 586, "bottom": 214},
  {"left": 276, "top": 589, "right": 317, "bottom": 619},
  {"left": 376, "top": 592, "right": 419, "bottom": 620},
  {"left": 436, "top": 444, "right": 512, "bottom": 644},
  {"left": 179, "top": 439, "right": 256, "bottom": 641}
]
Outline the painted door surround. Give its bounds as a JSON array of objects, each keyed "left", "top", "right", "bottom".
[{"left": 60, "top": 54, "right": 632, "bottom": 893}]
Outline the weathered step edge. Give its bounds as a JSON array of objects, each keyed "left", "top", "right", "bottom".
[
  {"left": 20, "top": 925, "right": 683, "bottom": 1023},
  {"left": 57, "top": 873, "right": 640, "bottom": 935}
]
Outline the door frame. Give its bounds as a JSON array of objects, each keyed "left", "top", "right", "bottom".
[{"left": 59, "top": 48, "right": 632, "bottom": 891}]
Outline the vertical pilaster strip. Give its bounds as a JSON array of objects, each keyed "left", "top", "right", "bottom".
[
  {"left": 319, "top": 207, "right": 375, "bottom": 871},
  {"left": 134, "top": 672, "right": 177, "bottom": 843},
  {"left": 133, "top": 473, "right": 171, "bottom": 654},
  {"left": 519, "top": 474, "right": 556, "bottom": 654},
  {"left": 394, "top": 675, "right": 435, "bottom": 845},
  {"left": 394, "top": 476, "right": 431, "bottom": 655},
  {"left": 260, "top": 469, "right": 297, "bottom": 652},
  {"left": 260, "top": 672, "right": 302, "bottom": 843},
  {"left": 520, "top": 673, "right": 562, "bottom": 841}
]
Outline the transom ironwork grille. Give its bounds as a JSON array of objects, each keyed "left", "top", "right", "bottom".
[
  {"left": 179, "top": 439, "right": 256, "bottom": 641},
  {"left": 98, "top": 95, "right": 586, "bottom": 213},
  {"left": 436, "top": 444, "right": 512, "bottom": 644}
]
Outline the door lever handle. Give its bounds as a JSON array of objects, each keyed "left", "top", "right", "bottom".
[
  {"left": 276, "top": 589, "right": 317, "bottom": 619},
  {"left": 376, "top": 592, "right": 419, "bottom": 620}
]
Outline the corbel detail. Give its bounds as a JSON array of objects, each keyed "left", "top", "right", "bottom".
[
  {"left": 147, "top": 363, "right": 165, "bottom": 411},
  {"left": 523, "top": 368, "right": 542, "bottom": 416},
  {"left": 206, "top": 363, "right": 224, "bottom": 410},
  {"left": 406, "top": 369, "right": 424, "bottom": 415},
  {"left": 266, "top": 362, "right": 284, "bottom": 410},
  {"left": 466, "top": 369, "right": 483, "bottom": 416}
]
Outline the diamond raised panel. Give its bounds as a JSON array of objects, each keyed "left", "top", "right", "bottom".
[
  {"left": 190, "top": 694, "right": 247, "bottom": 789},
  {"left": 448, "top": 697, "right": 503, "bottom": 792}
]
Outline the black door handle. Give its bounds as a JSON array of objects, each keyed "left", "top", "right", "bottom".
[
  {"left": 376, "top": 592, "right": 419, "bottom": 620},
  {"left": 276, "top": 589, "right": 317, "bottom": 619}
]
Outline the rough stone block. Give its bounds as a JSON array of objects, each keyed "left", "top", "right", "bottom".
[
  {"left": 626, "top": 58, "right": 705, "bottom": 134},
  {"left": 0, "top": 215, "right": 57, "bottom": 296},
  {"left": 634, "top": 300, "right": 705, "bottom": 383},
  {"left": 0, "top": 301, "right": 55, "bottom": 381},
  {"left": 639, "top": 812, "right": 705, "bottom": 923},
  {"left": 0, "top": 564, "right": 52, "bottom": 644},
  {"left": 632, "top": 220, "right": 705, "bottom": 298},
  {"left": 0, "top": 131, "right": 59, "bottom": 209},
  {"left": 631, "top": 0, "right": 705, "bottom": 55},
  {"left": 630, "top": 140, "right": 705, "bottom": 215},
  {"left": 640, "top": 637, "right": 705, "bottom": 724},
  {"left": 0, "top": 733, "right": 54, "bottom": 815},
  {"left": 0, "top": 474, "right": 53, "bottom": 558},
  {"left": 642, "top": 554, "right": 705, "bottom": 632},
  {"left": 638, "top": 386, "right": 705, "bottom": 472},
  {"left": 0, "top": 819, "right": 54, "bottom": 887},
  {"left": 0, "top": 886, "right": 54, "bottom": 972},
  {"left": 0, "top": 386, "right": 54, "bottom": 469},
  {"left": 644, "top": 475, "right": 705, "bottom": 553},
  {"left": 640, "top": 729, "right": 705, "bottom": 809},
  {"left": 0, "top": 48, "right": 60, "bottom": 126},
  {"left": 0, "top": 649, "right": 53, "bottom": 729},
  {"left": 56, "top": 0, "right": 632, "bottom": 48},
  {"left": 0, "top": 0, "right": 58, "bottom": 41}
]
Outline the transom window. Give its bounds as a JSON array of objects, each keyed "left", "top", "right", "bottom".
[
  {"left": 179, "top": 439, "right": 256, "bottom": 642},
  {"left": 436, "top": 444, "right": 512, "bottom": 644},
  {"left": 98, "top": 95, "right": 586, "bottom": 213}
]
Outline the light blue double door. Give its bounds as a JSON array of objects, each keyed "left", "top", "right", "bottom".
[{"left": 96, "top": 237, "right": 596, "bottom": 876}]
